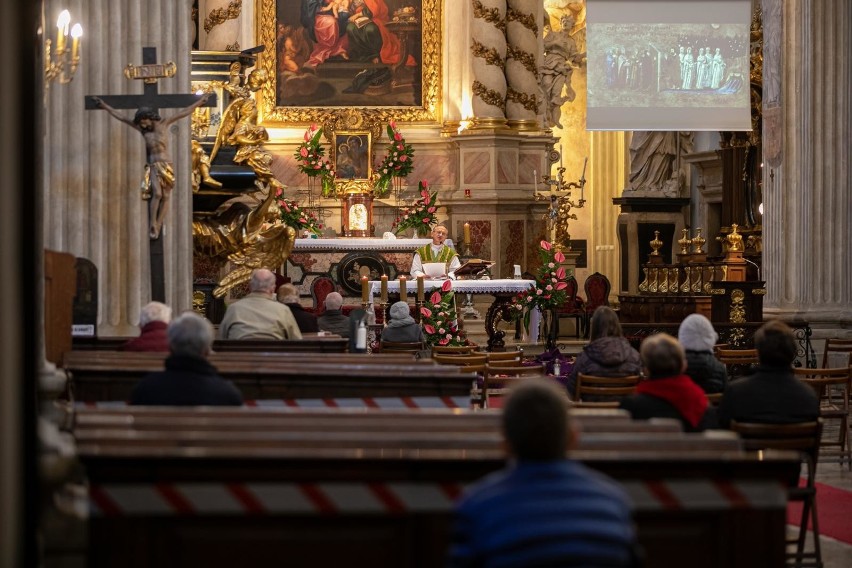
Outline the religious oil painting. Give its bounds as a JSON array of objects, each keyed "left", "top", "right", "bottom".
[
  {"left": 334, "top": 131, "right": 372, "bottom": 180},
  {"left": 257, "top": 0, "right": 441, "bottom": 125}
]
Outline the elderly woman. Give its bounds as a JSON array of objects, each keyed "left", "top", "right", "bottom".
[
  {"left": 620, "top": 333, "right": 712, "bottom": 432},
  {"left": 678, "top": 313, "right": 727, "bottom": 393},
  {"left": 381, "top": 301, "right": 423, "bottom": 344},
  {"left": 566, "top": 306, "right": 641, "bottom": 397}
]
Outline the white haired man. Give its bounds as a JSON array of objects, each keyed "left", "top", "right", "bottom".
[
  {"left": 130, "top": 312, "right": 243, "bottom": 406},
  {"left": 219, "top": 268, "right": 302, "bottom": 340},
  {"left": 122, "top": 301, "right": 172, "bottom": 352},
  {"left": 410, "top": 225, "right": 460, "bottom": 279},
  {"left": 316, "top": 292, "right": 351, "bottom": 338}
]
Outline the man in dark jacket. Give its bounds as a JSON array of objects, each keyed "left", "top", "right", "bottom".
[
  {"left": 277, "top": 283, "right": 319, "bottom": 333},
  {"left": 620, "top": 333, "right": 713, "bottom": 432},
  {"left": 716, "top": 320, "right": 819, "bottom": 428},
  {"left": 449, "top": 379, "right": 638, "bottom": 567},
  {"left": 130, "top": 312, "right": 243, "bottom": 406},
  {"left": 317, "top": 292, "right": 350, "bottom": 337},
  {"left": 122, "top": 301, "right": 171, "bottom": 352}
]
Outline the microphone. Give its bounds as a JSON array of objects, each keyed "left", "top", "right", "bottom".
[{"left": 742, "top": 257, "right": 761, "bottom": 281}]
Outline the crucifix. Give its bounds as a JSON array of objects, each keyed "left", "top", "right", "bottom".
[{"left": 85, "top": 47, "right": 216, "bottom": 302}]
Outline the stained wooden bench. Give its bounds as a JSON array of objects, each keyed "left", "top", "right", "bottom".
[
  {"left": 62, "top": 351, "right": 475, "bottom": 403},
  {"left": 71, "top": 336, "right": 350, "bottom": 353},
  {"left": 73, "top": 407, "right": 796, "bottom": 568}
]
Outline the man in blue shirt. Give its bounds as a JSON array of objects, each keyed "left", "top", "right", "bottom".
[{"left": 449, "top": 379, "right": 638, "bottom": 567}]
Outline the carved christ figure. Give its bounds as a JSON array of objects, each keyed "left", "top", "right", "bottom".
[{"left": 92, "top": 93, "right": 212, "bottom": 239}]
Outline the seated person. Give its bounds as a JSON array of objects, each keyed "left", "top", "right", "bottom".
[
  {"left": 449, "top": 379, "right": 637, "bottom": 567},
  {"left": 317, "top": 292, "right": 351, "bottom": 338},
  {"left": 381, "top": 301, "right": 423, "bottom": 344},
  {"left": 678, "top": 313, "right": 727, "bottom": 393},
  {"left": 122, "top": 301, "right": 171, "bottom": 352},
  {"left": 219, "top": 268, "right": 302, "bottom": 340},
  {"left": 411, "top": 225, "right": 461, "bottom": 279},
  {"left": 130, "top": 312, "right": 243, "bottom": 406},
  {"left": 619, "top": 333, "right": 713, "bottom": 432},
  {"left": 276, "top": 283, "right": 319, "bottom": 333},
  {"left": 567, "top": 306, "right": 642, "bottom": 397},
  {"left": 716, "top": 320, "right": 819, "bottom": 428}
]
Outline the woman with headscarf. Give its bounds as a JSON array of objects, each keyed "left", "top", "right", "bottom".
[
  {"left": 678, "top": 313, "right": 727, "bottom": 393},
  {"left": 381, "top": 301, "right": 423, "bottom": 344}
]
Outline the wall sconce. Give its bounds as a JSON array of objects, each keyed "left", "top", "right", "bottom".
[{"left": 45, "top": 9, "right": 82, "bottom": 86}]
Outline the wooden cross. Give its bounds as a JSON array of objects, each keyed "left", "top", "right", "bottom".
[{"left": 85, "top": 47, "right": 216, "bottom": 303}]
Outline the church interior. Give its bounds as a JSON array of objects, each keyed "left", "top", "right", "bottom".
[{"left": 1, "top": 0, "right": 851, "bottom": 566}]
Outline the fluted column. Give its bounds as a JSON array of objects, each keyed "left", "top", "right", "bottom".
[
  {"left": 471, "top": 0, "right": 508, "bottom": 128},
  {"left": 43, "top": 0, "right": 195, "bottom": 335},
  {"left": 505, "top": 0, "right": 540, "bottom": 130},
  {"left": 590, "top": 131, "right": 629, "bottom": 300},
  {"left": 762, "top": 0, "right": 852, "bottom": 328},
  {"left": 199, "top": 0, "right": 243, "bottom": 51}
]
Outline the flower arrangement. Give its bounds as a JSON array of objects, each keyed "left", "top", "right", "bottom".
[
  {"left": 294, "top": 123, "right": 335, "bottom": 180},
  {"left": 509, "top": 240, "right": 569, "bottom": 329},
  {"left": 276, "top": 190, "right": 323, "bottom": 236},
  {"left": 374, "top": 120, "right": 415, "bottom": 197},
  {"left": 420, "top": 280, "right": 467, "bottom": 347},
  {"left": 391, "top": 180, "right": 438, "bottom": 236}
]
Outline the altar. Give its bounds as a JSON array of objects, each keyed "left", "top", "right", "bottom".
[
  {"left": 286, "top": 237, "right": 433, "bottom": 300},
  {"left": 370, "top": 279, "right": 535, "bottom": 351}
]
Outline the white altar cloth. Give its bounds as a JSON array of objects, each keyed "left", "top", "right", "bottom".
[
  {"left": 369, "top": 279, "right": 535, "bottom": 299},
  {"left": 294, "top": 237, "right": 432, "bottom": 252}
]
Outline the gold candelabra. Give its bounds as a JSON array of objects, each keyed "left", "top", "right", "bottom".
[
  {"left": 44, "top": 9, "right": 83, "bottom": 87},
  {"left": 534, "top": 154, "right": 588, "bottom": 249}
]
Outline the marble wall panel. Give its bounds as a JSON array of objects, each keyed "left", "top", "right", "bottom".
[
  {"left": 463, "top": 152, "right": 491, "bottom": 184},
  {"left": 497, "top": 150, "right": 517, "bottom": 185}
]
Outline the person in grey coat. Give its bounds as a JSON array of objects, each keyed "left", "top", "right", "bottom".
[
  {"left": 381, "top": 301, "right": 423, "bottom": 344},
  {"left": 566, "top": 306, "right": 642, "bottom": 398},
  {"left": 678, "top": 313, "right": 727, "bottom": 393},
  {"left": 317, "top": 292, "right": 351, "bottom": 338}
]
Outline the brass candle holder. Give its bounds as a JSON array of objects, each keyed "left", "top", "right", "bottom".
[
  {"left": 649, "top": 230, "right": 663, "bottom": 255},
  {"left": 691, "top": 228, "right": 706, "bottom": 254},
  {"left": 677, "top": 228, "right": 691, "bottom": 255}
]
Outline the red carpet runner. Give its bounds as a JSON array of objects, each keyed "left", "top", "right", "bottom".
[{"left": 787, "top": 481, "right": 852, "bottom": 544}]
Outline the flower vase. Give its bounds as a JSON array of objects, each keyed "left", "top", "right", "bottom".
[
  {"left": 541, "top": 308, "right": 558, "bottom": 351},
  {"left": 305, "top": 175, "right": 317, "bottom": 209}
]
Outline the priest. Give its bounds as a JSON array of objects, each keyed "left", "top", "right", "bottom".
[{"left": 411, "top": 224, "right": 461, "bottom": 279}]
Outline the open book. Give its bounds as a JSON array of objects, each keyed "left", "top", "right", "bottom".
[{"left": 454, "top": 259, "right": 494, "bottom": 278}]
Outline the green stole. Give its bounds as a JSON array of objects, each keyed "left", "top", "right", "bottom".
[{"left": 417, "top": 244, "right": 457, "bottom": 264}]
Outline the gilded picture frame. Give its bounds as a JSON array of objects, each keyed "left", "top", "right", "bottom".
[
  {"left": 256, "top": 0, "right": 442, "bottom": 126},
  {"left": 333, "top": 130, "right": 372, "bottom": 181}
]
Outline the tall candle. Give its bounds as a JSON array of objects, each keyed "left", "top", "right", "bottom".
[
  {"left": 380, "top": 275, "right": 388, "bottom": 303},
  {"left": 71, "top": 23, "right": 82, "bottom": 60},
  {"left": 417, "top": 275, "right": 425, "bottom": 301},
  {"left": 581, "top": 156, "right": 588, "bottom": 180},
  {"left": 56, "top": 10, "right": 70, "bottom": 53},
  {"left": 399, "top": 276, "right": 407, "bottom": 302},
  {"left": 361, "top": 275, "right": 369, "bottom": 303},
  {"left": 559, "top": 144, "right": 563, "bottom": 169},
  {"left": 533, "top": 169, "right": 537, "bottom": 193},
  {"left": 463, "top": 222, "right": 471, "bottom": 245}
]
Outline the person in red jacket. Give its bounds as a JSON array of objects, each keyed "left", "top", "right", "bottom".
[{"left": 122, "top": 301, "right": 171, "bottom": 352}]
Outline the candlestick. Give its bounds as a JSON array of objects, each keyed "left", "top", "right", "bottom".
[
  {"left": 417, "top": 275, "right": 425, "bottom": 301},
  {"left": 361, "top": 275, "right": 369, "bottom": 304},
  {"left": 56, "top": 10, "right": 70, "bottom": 53},
  {"left": 581, "top": 156, "right": 587, "bottom": 180},
  {"left": 533, "top": 169, "right": 537, "bottom": 193},
  {"left": 559, "top": 144, "right": 563, "bottom": 169},
  {"left": 463, "top": 222, "right": 471, "bottom": 246},
  {"left": 380, "top": 275, "right": 388, "bottom": 303},
  {"left": 399, "top": 276, "right": 407, "bottom": 302}
]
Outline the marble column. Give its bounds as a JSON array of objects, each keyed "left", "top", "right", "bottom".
[
  {"left": 761, "top": 0, "right": 852, "bottom": 329},
  {"left": 199, "top": 0, "right": 243, "bottom": 51},
  {"left": 505, "top": 0, "right": 541, "bottom": 130},
  {"left": 42, "top": 0, "right": 195, "bottom": 336},
  {"left": 589, "top": 131, "right": 629, "bottom": 300},
  {"left": 471, "top": 0, "right": 508, "bottom": 128}
]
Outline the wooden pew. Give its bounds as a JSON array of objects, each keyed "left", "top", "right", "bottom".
[
  {"left": 74, "top": 407, "right": 797, "bottom": 568},
  {"left": 72, "top": 335, "right": 348, "bottom": 352},
  {"left": 62, "top": 351, "right": 474, "bottom": 403}
]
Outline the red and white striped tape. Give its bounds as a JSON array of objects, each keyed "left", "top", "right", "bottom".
[
  {"left": 78, "top": 396, "right": 471, "bottom": 410},
  {"left": 89, "top": 479, "right": 787, "bottom": 517}
]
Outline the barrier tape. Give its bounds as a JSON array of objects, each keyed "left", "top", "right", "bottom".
[
  {"left": 79, "top": 396, "right": 470, "bottom": 409},
  {"left": 89, "top": 479, "right": 786, "bottom": 517}
]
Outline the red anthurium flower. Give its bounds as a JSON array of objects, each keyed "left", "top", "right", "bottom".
[
  {"left": 441, "top": 279, "right": 453, "bottom": 292},
  {"left": 556, "top": 282, "right": 568, "bottom": 290},
  {"left": 556, "top": 267, "right": 566, "bottom": 279},
  {"left": 424, "top": 324, "right": 436, "bottom": 334},
  {"left": 554, "top": 251, "right": 565, "bottom": 263},
  {"left": 420, "top": 307, "right": 432, "bottom": 317},
  {"left": 540, "top": 240, "right": 552, "bottom": 251},
  {"left": 430, "top": 291, "right": 442, "bottom": 304}
]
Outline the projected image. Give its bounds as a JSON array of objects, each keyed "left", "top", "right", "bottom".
[{"left": 589, "top": 23, "right": 749, "bottom": 109}]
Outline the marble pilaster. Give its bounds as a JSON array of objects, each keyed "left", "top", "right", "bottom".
[
  {"left": 42, "top": 0, "right": 195, "bottom": 336},
  {"left": 761, "top": 0, "right": 852, "bottom": 328}
]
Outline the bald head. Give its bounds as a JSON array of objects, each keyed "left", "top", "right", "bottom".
[{"left": 250, "top": 269, "right": 277, "bottom": 295}]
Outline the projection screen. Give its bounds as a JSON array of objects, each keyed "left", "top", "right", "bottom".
[{"left": 586, "top": 0, "right": 753, "bottom": 131}]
